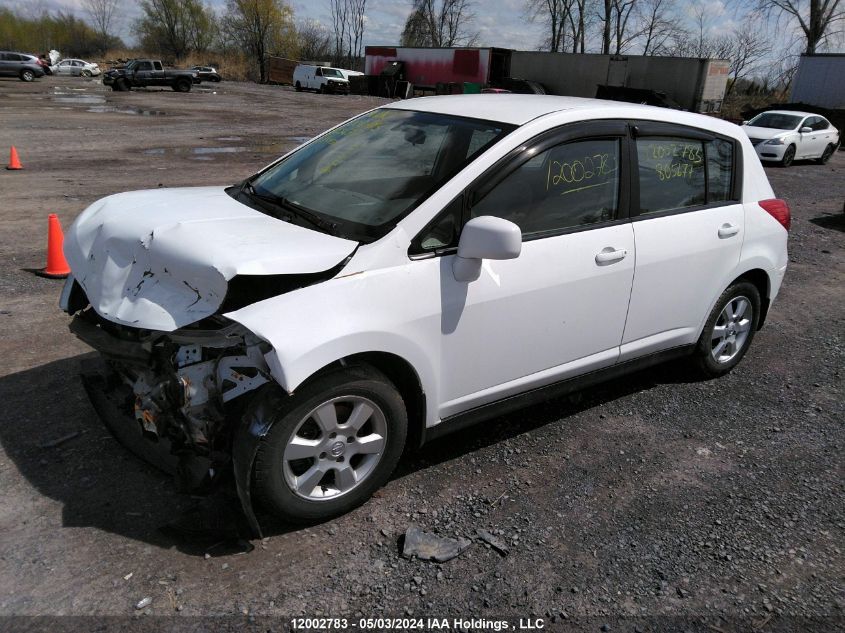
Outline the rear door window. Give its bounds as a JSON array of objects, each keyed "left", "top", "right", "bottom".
[
  {"left": 636, "top": 137, "right": 706, "bottom": 213},
  {"left": 635, "top": 134, "right": 737, "bottom": 214}
]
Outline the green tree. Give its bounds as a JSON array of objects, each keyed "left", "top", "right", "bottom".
[
  {"left": 0, "top": 7, "right": 122, "bottom": 57},
  {"left": 137, "top": 0, "right": 217, "bottom": 59},
  {"left": 223, "top": 0, "right": 297, "bottom": 83}
]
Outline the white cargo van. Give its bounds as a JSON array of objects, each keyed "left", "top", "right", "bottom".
[{"left": 292, "top": 65, "right": 350, "bottom": 94}]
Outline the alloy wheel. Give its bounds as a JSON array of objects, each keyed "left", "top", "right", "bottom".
[
  {"left": 711, "top": 296, "right": 753, "bottom": 363},
  {"left": 282, "top": 396, "right": 387, "bottom": 501}
]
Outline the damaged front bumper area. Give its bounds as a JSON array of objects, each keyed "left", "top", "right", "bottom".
[{"left": 69, "top": 306, "right": 273, "bottom": 533}]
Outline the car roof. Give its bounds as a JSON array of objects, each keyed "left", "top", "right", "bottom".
[
  {"left": 754, "top": 110, "right": 821, "bottom": 119},
  {"left": 385, "top": 94, "right": 741, "bottom": 134}
]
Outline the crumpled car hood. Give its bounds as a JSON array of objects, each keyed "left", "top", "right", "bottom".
[{"left": 64, "top": 186, "right": 358, "bottom": 331}]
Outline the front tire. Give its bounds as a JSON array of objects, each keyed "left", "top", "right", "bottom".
[
  {"left": 295, "top": 81, "right": 302, "bottom": 92},
  {"left": 248, "top": 366, "right": 408, "bottom": 523},
  {"left": 780, "top": 144, "right": 796, "bottom": 167},
  {"left": 174, "top": 79, "right": 191, "bottom": 92},
  {"left": 691, "top": 281, "right": 760, "bottom": 378}
]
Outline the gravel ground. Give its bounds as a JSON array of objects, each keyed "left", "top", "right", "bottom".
[{"left": 0, "top": 77, "right": 842, "bottom": 633}]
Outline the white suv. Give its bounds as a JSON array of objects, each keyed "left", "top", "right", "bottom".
[{"left": 61, "top": 96, "right": 789, "bottom": 534}]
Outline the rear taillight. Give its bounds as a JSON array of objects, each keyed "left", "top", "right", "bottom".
[{"left": 759, "top": 198, "right": 791, "bottom": 231}]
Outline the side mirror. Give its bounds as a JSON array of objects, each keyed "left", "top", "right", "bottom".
[
  {"left": 800, "top": 126, "right": 812, "bottom": 134},
  {"left": 453, "top": 216, "right": 521, "bottom": 282}
]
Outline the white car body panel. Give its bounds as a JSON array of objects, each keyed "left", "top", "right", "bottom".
[
  {"left": 64, "top": 187, "right": 358, "bottom": 331},
  {"left": 621, "top": 204, "right": 744, "bottom": 358},
  {"left": 436, "top": 223, "right": 635, "bottom": 417},
  {"left": 65, "top": 96, "right": 789, "bottom": 431}
]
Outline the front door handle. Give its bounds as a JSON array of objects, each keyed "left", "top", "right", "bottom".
[
  {"left": 595, "top": 247, "right": 627, "bottom": 265},
  {"left": 718, "top": 223, "right": 740, "bottom": 238}
]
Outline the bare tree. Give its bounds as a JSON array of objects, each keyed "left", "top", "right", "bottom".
[
  {"left": 599, "top": 0, "right": 639, "bottom": 54},
  {"left": 611, "top": 0, "right": 637, "bottom": 53},
  {"left": 756, "top": 0, "right": 843, "bottom": 54},
  {"left": 327, "top": 0, "right": 367, "bottom": 68},
  {"left": 635, "top": 0, "right": 677, "bottom": 55},
  {"left": 600, "top": 0, "right": 612, "bottom": 52},
  {"left": 137, "top": 0, "right": 217, "bottom": 59},
  {"left": 723, "top": 16, "right": 772, "bottom": 97},
  {"left": 567, "top": 0, "right": 589, "bottom": 52},
  {"left": 82, "top": 0, "right": 121, "bottom": 46},
  {"left": 223, "top": 0, "right": 296, "bottom": 83},
  {"left": 348, "top": 0, "right": 366, "bottom": 69},
  {"left": 403, "top": 0, "right": 477, "bottom": 47},
  {"left": 297, "top": 19, "right": 333, "bottom": 60},
  {"left": 525, "top": 0, "right": 569, "bottom": 51}
]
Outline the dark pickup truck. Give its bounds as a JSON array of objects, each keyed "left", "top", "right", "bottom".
[{"left": 103, "top": 59, "right": 200, "bottom": 92}]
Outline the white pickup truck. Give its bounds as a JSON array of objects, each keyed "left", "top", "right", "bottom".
[{"left": 292, "top": 64, "right": 350, "bottom": 94}]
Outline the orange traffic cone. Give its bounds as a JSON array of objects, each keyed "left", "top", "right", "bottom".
[
  {"left": 6, "top": 146, "right": 22, "bottom": 170},
  {"left": 38, "top": 214, "right": 71, "bottom": 278}
]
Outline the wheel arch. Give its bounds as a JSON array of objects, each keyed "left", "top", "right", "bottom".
[
  {"left": 232, "top": 347, "right": 429, "bottom": 538},
  {"left": 278, "top": 349, "right": 428, "bottom": 451},
  {"left": 729, "top": 267, "right": 771, "bottom": 330}
]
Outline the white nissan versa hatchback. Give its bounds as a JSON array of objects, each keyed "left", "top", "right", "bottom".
[{"left": 61, "top": 96, "right": 789, "bottom": 535}]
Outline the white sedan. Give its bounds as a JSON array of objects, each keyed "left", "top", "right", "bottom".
[
  {"left": 51, "top": 58, "right": 101, "bottom": 77},
  {"left": 742, "top": 110, "right": 839, "bottom": 167},
  {"left": 61, "top": 96, "right": 790, "bottom": 533}
]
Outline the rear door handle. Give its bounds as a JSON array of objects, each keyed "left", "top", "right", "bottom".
[
  {"left": 718, "top": 223, "right": 740, "bottom": 238},
  {"left": 595, "top": 248, "right": 627, "bottom": 264}
]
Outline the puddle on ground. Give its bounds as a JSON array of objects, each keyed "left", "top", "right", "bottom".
[
  {"left": 87, "top": 105, "right": 167, "bottom": 115},
  {"left": 142, "top": 137, "right": 314, "bottom": 159},
  {"left": 51, "top": 94, "right": 106, "bottom": 105},
  {"left": 143, "top": 146, "right": 246, "bottom": 156}
]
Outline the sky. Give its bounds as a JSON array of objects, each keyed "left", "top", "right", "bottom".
[
  {"left": 3, "top": 0, "right": 841, "bottom": 57},
  {"left": 3, "top": 0, "right": 732, "bottom": 51}
]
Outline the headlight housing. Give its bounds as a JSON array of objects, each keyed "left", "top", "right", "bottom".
[{"left": 764, "top": 137, "right": 786, "bottom": 145}]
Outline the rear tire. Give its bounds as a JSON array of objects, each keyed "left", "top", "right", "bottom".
[
  {"left": 174, "top": 79, "right": 191, "bottom": 92},
  {"left": 81, "top": 69, "right": 92, "bottom": 77},
  {"left": 248, "top": 365, "right": 408, "bottom": 524},
  {"left": 691, "top": 281, "right": 760, "bottom": 378},
  {"left": 780, "top": 144, "right": 795, "bottom": 167},
  {"left": 817, "top": 144, "right": 835, "bottom": 165},
  {"left": 20, "top": 69, "right": 35, "bottom": 82}
]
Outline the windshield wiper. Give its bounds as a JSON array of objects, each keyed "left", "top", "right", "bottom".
[{"left": 239, "top": 182, "right": 339, "bottom": 234}]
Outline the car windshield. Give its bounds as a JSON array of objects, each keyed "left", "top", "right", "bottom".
[
  {"left": 241, "top": 109, "right": 513, "bottom": 242},
  {"left": 749, "top": 113, "right": 802, "bottom": 130},
  {"left": 323, "top": 68, "right": 344, "bottom": 78}
]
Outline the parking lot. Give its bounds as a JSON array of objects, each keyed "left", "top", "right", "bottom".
[{"left": 0, "top": 76, "right": 843, "bottom": 632}]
